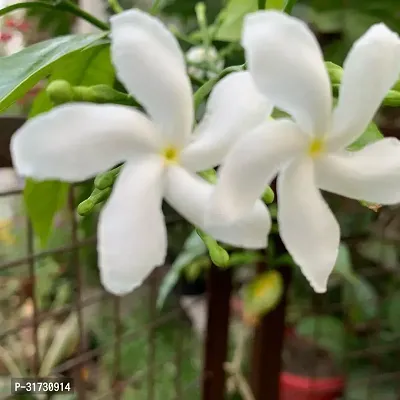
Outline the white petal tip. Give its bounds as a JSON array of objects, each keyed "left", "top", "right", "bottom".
[
  {"left": 101, "top": 276, "right": 142, "bottom": 296},
  {"left": 365, "top": 23, "right": 400, "bottom": 43},
  {"left": 110, "top": 8, "right": 148, "bottom": 25},
  {"left": 310, "top": 283, "right": 327, "bottom": 294}
]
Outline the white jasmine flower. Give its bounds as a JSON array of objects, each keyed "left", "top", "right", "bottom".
[
  {"left": 186, "top": 45, "right": 224, "bottom": 80},
  {"left": 207, "top": 11, "right": 400, "bottom": 293},
  {"left": 11, "top": 9, "right": 273, "bottom": 295}
]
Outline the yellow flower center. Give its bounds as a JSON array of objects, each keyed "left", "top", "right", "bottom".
[
  {"left": 308, "top": 138, "right": 325, "bottom": 158},
  {"left": 162, "top": 146, "right": 179, "bottom": 164}
]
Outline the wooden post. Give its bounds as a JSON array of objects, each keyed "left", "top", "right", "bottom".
[
  {"left": 202, "top": 264, "right": 233, "bottom": 400},
  {"left": 250, "top": 238, "right": 292, "bottom": 400}
]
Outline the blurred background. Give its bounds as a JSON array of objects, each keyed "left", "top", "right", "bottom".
[{"left": 0, "top": 0, "right": 399, "bottom": 399}]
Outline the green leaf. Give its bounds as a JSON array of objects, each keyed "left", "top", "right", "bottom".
[
  {"left": 24, "top": 179, "right": 69, "bottom": 248},
  {"left": 296, "top": 316, "right": 345, "bottom": 357},
  {"left": 215, "top": 0, "right": 258, "bottom": 42},
  {"left": 0, "top": 32, "right": 106, "bottom": 112},
  {"left": 333, "top": 243, "right": 355, "bottom": 282},
  {"left": 157, "top": 231, "right": 206, "bottom": 309},
  {"left": 265, "top": 0, "right": 286, "bottom": 10},
  {"left": 30, "top": 43, "right": 113, "bottom": 117},
  {"left": 242, "top": 270, "right": 283, "bottom": 319},
  {"left": 358, "top": 239, "right": 398, "bottom": 270},
  {"left": 343, "top": 276, "right": 379, "bottom": 325},
  {"left": 347, "top": 122, "right": 383, "bottom": 151},
  {"left": 386, "top": 290, "right": 400, "bottom": 333}
]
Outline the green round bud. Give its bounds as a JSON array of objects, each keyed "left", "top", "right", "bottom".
[
  {"left": 46, "top": 80, "right": 73, "bottom": 105},
  {"left": 209, "top": 246, "right": 230, "bottom": 268},
  {"left": 262, "top": 186, "right": 275, "bottom": 204}
]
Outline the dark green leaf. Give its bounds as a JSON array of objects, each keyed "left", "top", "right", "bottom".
[
  {"left": 386, "top": 290, "right": 400, "bottom": 333},
  {"left": 343, "top": 276, "right": 379, "bottom": 325},
  {"left": 0, "top": 33, "right": 106, "bottom": 112},
  {"left": 24, "top": 179, "right": 69, "bottom": 247}
]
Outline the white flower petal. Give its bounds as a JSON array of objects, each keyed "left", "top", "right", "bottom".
[
  {"left": 278, "top": 158, "right": 340, "bottom": 293},
  {"left": 207, "top": 119, "right": 308, "bottom": 223},
  {"left": 316, "top": 138, "right": 400, "bottom": 204},
  {"left": 242, "top": 11, "right": 331, "bottom": 135},
  {"left": 165, "top": 166, "right": 270, "bottom": 249},
  {"left": 11, "top": 103, "right": 160, "bottom": 182},
  {"left": 98, "top": 156, "right": 167, "bottom": 295},
  {"left": 180, "top": 71, "right": 273, "bottom": 172},
  {"left": 329, "top": 24, "right": 400, "bottom": 150},
  {"left": 110, "top": 9, "right": 193, "bottom": 147}
]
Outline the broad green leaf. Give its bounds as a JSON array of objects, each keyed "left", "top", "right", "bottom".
[
  {"left": 296, "top": 316, "right": 345, "bottom": 357},
  {"left": 347, "top": 122, "right": 383, "bottom": 151},
  {"left": 343, "top": 276, "right": 379, "bottom": 325},
  {"left": 30, "top": 44, "right": 113, "bottom": 117},
  {"left": 215, "top": 0, "right": 258, "bottom": 42},
  {"left": 24, "top": 179, "right": 69, "bottom": 248},
  {"left": 157, "top": 231, "right": 206, "bottom": 309},
  {"left": 0, "top": 32, "right": 106, "bottom": 112}
]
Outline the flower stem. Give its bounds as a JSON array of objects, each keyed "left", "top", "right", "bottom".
[
  {"left": 108, "top": 0, "right": 123, "bottom": 14},
  {"left": 0, "top": 1, "right": 109, "bottom": 31}
]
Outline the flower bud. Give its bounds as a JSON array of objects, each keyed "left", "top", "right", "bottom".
[
  {"left": 262, "top": 186, "right": 275, "bottom": 204},
  {"left": 94, "top": 165, "right": 122, "bottom": 190},
  {"left": 196, "top": 229, "right": 229, "bottom": 267},
  {"left": 186, "top": 45, "right": 224, "bottom": 80},
  {"left": 77, "top": 187, "right": 112, "bottom": 216},
  {"left": 46, "top": 80, "right": 74, "bottom": 105}
]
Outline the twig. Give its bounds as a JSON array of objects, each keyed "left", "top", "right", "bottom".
[{"left": 0, "top": 1, "right": 109, "bottom": 31}]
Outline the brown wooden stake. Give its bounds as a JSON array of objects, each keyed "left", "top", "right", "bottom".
[
  {"left": 250, "top": 239, "right": 292, "bottom": 400},
  {"left": 202, "top": 264, "right": 233, "bottom": 400}
]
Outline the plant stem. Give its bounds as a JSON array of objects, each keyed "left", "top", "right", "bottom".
[
  {"left": 108, "top": 0, "right": 123, "bottom": 14},
  {"left": 0, "top": 1, "right": 109, "bottom": 31}
]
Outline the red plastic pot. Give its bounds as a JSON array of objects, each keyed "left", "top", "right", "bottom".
[{"left": 280, "top": 372, "right": 344, "bottom": 400}]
